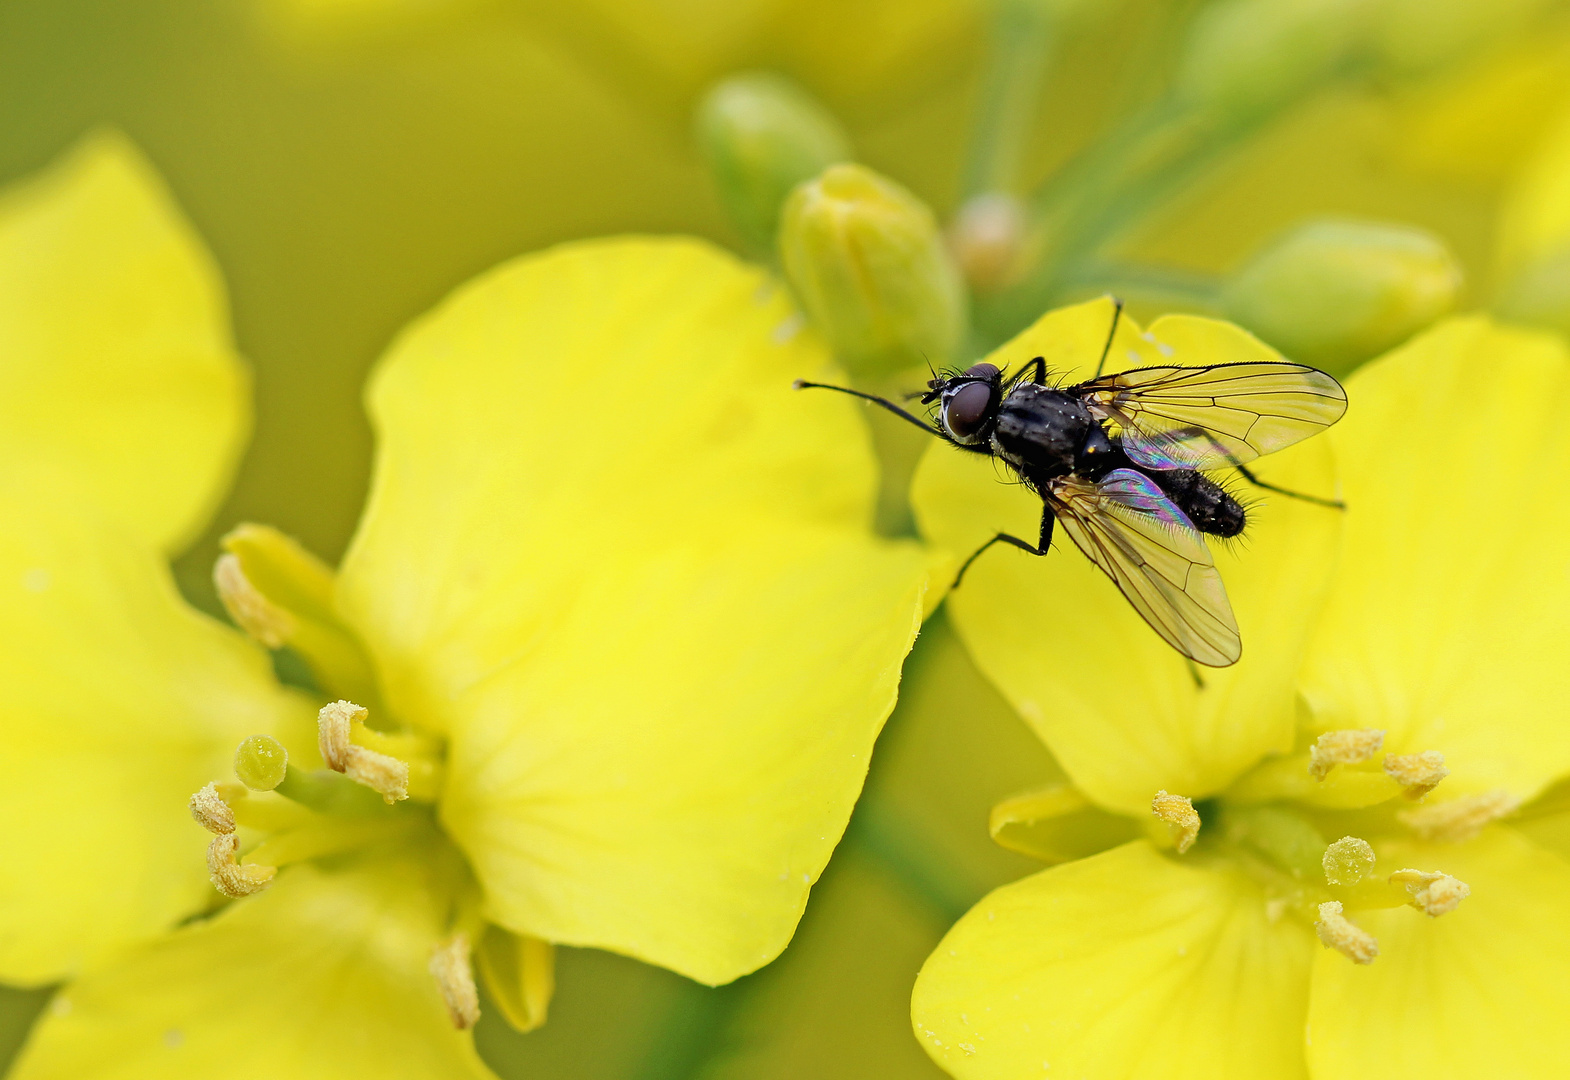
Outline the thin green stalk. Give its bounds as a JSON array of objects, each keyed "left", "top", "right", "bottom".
[{"left": 963, "top": 0, "right": 1057, "bottom": 198}]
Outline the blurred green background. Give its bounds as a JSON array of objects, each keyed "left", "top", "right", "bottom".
[{"left": 5, "top": 0, "right": 1570, "bottom": 1074}]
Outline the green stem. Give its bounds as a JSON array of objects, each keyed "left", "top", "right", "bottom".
[
  {"left": 274, "top": 765, "right": 398, "bottom": 818},
  {"left": 1059, "top": 259, "right": 1225, "bottom": 313},
  {"left": 962, "top": 0, "right": 1057, "bottom": 198}
]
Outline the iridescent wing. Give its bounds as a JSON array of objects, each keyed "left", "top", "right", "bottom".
[
  {"left": 1048, "top": 469, "right": 1241, "bottom": 666},
  {"left": 1072, "top": 362, "right": 1347, "bottom": 472}
]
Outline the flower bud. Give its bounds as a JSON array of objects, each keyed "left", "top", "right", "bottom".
[
  {"left": 695, "top": 72, "right": 852, "bottom": 257},
  {"left": 1221, "top": 219, "right": 1461, "bottom": 373},
  {"left": 1174, "top": 0, "right": 1364, "bottom": 126},
  {"left": 779, "top": 163, "right": 967, "bottom": 379}
]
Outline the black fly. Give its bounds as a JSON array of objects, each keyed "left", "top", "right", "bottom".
[{"left": 794, "top": 299, "right": 1348, "bottom": 667}]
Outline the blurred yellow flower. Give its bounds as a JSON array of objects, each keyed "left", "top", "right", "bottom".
[
  {"left": 0, "top": 134, "right": 933, "bottom": 1076},
  {"left": 908, "top": 300, "right": 1570, "bottom": 1078}
]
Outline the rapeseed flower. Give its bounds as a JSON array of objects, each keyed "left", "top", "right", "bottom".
[
  {"left": 0, "top": 134, "right": 932, "bottom": 1076},
  {"left": 907, "top": 297, "right": 1570, "bottom": 1077}
]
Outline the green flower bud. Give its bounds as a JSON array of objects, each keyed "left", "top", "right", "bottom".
[
  {"left": 1497, "top": 246, "right": 1570, "bottom": 336},
  {"left": 1221, "top": 219, "right": 1462, "bottom": 373},
  {"left": 779, "top": 163, "right": 967, "bottom": 379},
  {"left": 1174, "top": 0, "right": 1364, "bottom": 126},
  {"left": 235, "top": 734, "right": 289, "bottom": 791},
  {"left": 695, "top": 72, "right": 852, "bottom": 257}
]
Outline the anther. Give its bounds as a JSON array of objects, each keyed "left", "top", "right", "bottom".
[
  {"left": 213, "top": 553, "right": 295, "bottom": 649},
  {"left": 1308, "top": 729, "right": 1385, "bottom": 780},
  {"left": 1315, "top": 901, "right": 1379, "bottom": 964},
  {"left": 1151, "top": 790, "right": 1201, "bottom": 853},
  {"left": 1389, "top": 869, "right": 1471, "bottom": 916},
  {"left": 206, "top": 834, "right": 276, "bottom": 898},
  {"left": 1383, "top": 751, "right": 1449, "bottom": 800},
  {"left": 1398, "top": 790, "right": 1520, "bottom": 842},
  {"left": 318, "top": 700, "right": 408, "bottom": 803},
  {"left": 189, "top": 783, "right": 236, "bottom": 835},
  {"left": 1322, "top": 836, "right": 1376, "bottom": 886},
  {"left": 430, "top": 933, "right": 481, "bottom": 1029}
]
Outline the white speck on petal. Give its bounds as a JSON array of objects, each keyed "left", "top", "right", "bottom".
[
  {"left": 49, "top": 996, "right": 70, "bottom": 1016},
  {"left": 1156, "top": 341, "right": 1174, "bottom": 357},
  {"left": 163, "top": 1029, "right": 184, "bottom": 1049},
  {"left": 22, "top": 568, "right": 49, "bottom": 593},
  {"left": 1126, "top": 348, "right": 1140, "bottom": 364},
  {"left": 772, "top": 312, "right": 805, "bottom": 345}
]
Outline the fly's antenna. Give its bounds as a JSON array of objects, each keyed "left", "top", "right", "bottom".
[
  {"left": 793, "top": 379, "right": 947, "bottom": 437},
  {"left": 1092, "top": 295, "right": 1125, "bottom": 379}
]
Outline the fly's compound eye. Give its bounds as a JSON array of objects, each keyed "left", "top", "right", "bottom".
[
  {"left": 964, "top": 362, "right": 1000, "bottom": 380},
  {"left": 943, "top": 380, "right": 995, "bottom": 443}
]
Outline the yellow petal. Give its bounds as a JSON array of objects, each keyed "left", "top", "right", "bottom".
[
  {"left": 1307, "top": 827, "right": 1570, "bottom": 1078},
  {"left": 911, "top": 841, "right": 1314, "bottom": 1080},
  {"left": 0, "top": 487, "right": 313, "bottom": 984},
  {"left": 1497, "top": 99, "right": 1570, "bottom": 277},
  {"left": 10, "top": 853, "right": 493, "bottom": 1080},
  {"left": 1300, "top": 317, "right": 1570, "bottom": 800},
  {"left": 912, "top": 299, "right": 1342, "bottom": 813},
  {"left": 0, "top": 131, "right": 250, "bottom": 555},
  {"left": 337, "top": 237, "right": 929, "bottom": 985}
]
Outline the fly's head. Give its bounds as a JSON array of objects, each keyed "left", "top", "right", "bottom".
[{"left": 922, "top": 362, "right": 1002, "bottom": 446}]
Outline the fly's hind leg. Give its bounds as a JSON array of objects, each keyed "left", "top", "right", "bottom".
[
  {"left": 952, "top": 508, "right": 1055, "bottom": 589},
  {"left": 1234, "top": 464, "right": 1345, "bottom": 510}
]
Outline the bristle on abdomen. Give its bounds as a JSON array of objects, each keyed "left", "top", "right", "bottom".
[{"left": 1152, "top": 470, "right": 1246, "bottom": 537}]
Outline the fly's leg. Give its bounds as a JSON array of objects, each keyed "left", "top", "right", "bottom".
[
  {"left": 952, "top": 508, "right": 1055, "bottom": 589},
  {"left": 1234, "top": 464, "right": 1345, "bottom": 509},
  {"left": 1185, "top": 658, "right": 1206, "bottom": 690},
  {"left": 1013, "top": 356, "right": 1047, "bottom": 386},
  {"left": 1092, "top": 296, "right": 1125, "bottom": 379}
]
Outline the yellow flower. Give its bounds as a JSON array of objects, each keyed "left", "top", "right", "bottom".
[
  {"left": 0, "top": 134, "right": 932, "bottom": 1076},
  {"left": 907, "top": 298, "right": 1570, "bottom": 1077}
]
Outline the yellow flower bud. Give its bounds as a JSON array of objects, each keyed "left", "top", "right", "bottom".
[
  {"left": 1221, "top": 219, "right": 1461, "bottom": 373},
  {"left": 1174, "top": 0, "right": 1364, "bottom": 126},
  {"left": 695, "top": 72, "right": 852, "bottom": 257},
  {"left": 779, "top": 163, "right": 967, "bottom": 379}
]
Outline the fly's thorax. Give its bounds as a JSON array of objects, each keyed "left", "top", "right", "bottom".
[{"left": 990, "top": 385, "right": 1096, "bottom": 475}]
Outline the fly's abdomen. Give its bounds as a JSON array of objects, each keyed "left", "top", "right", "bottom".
[{"left": 1153, "top": 470, "right": 1245, "bottom": 538}]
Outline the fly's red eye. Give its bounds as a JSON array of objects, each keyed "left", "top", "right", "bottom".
[
  {"left": 964, "top": 362, "right": 1000, "bottom": 379},
  {"left": 945, "top": 381, "right": 994, "bottom": 439}
]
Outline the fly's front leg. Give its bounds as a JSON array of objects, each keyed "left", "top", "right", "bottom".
[
  {"left": 1234, "top": 464, "right": 1345, "bottom": 509},
  {"left": 952, "top": 507, "right": 1055, "bottom": 589}
]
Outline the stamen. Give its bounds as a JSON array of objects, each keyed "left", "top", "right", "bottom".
[
  {"left": 1384, "top": 751, "right": 1449, "bottom": 800},
  {"left": 1322, "top": 836, "right": 1376, "bottom": 886},
  {"left": 188, "top": 783, "right": 236, "bottom": 835},
  {"left": 213, "top": 553, "right": 295, "bottom": 649},
  {"left": 1398, "top": 790, "right": 1520, "bottom": 842},
  {"left": 1389, "top": 869, "right": 1471, "bottom": 916},
  {"left": 1151, "top": 790, "right": 1200, "bottom": 854},
  {"left": 1308, "top": 729, "right": 1384, "bottom": 780},
  {"left": 1315, "top": 901, "right": 1379, "bottom": 964},
  {"left": 429, "top": 933, "right": 481, "bottom": 1029},
  {"left": 318, "top": 700, "right": 409, "bottom": 804},
  {"left": 206, "top": 834, "right": 276, "bottom": 898}
]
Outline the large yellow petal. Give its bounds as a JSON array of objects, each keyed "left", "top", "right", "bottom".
[
  {"left": 1306, "top": 826, "right": 1570, "bottom": 1078},
  {"left": 1300, "top": 317, "right": 1570, "bottom": 799},
  {"left": 9, "top": 851, "right": 493, "bottom": 1080},
  {"left": 337, "top": 237, "right": 930, "bottom": 985},
  {"left": 0, "top": 132, "right": 250, "bottom": 555},
  {"left": 911, "top": 841, "right": 1314, "bottom": 1080},
  {"left": 912, "top": 299, "right": 1342, "bottom": 813},
  {"left": 0, "top": 483, "right": 312, "bottom": 985}
]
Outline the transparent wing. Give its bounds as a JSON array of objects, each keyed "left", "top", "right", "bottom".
[
  {"left": 1073, "top": 362, "right": 1347, "bottom": 471},
  {"left": 1049, "top": 469, "right": 1241, "bottom": 666}
]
